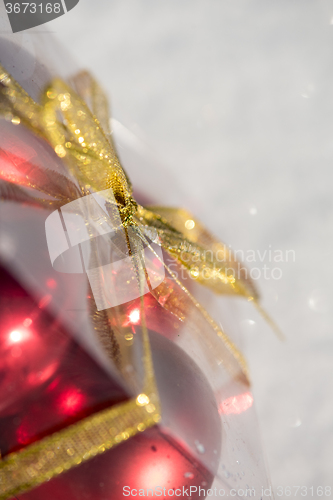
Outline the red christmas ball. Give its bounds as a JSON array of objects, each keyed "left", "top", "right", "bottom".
[
  {"left": 20, "top": 331, "right": 221, "bottom": 500},
  {"left": 0, "top": 265, "right": 69, "bottom": 416},
  {"left": 0, "top": 337, "right": 129, "bottom": 457}
]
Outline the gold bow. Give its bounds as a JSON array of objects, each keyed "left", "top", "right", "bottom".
[{"left": 0, "top": 65, "right": 279, "bottom": 499}]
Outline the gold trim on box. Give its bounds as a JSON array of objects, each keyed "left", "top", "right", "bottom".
[{"left": 0, "top": 393, "right": 160, "bottom": 500}]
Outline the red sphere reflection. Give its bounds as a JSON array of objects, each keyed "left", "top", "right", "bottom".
[
  {"left": 57, "top": 387, "right": 87, "bottom": 416},
  {"left": 19, "top": 331, "right": 221, "bottom": 500},
  {"left": 0, "top": 266, "right": 69, "bottom": 415},
  {"left": 20, "top": 427, "right": 214, "bottom": 500}
]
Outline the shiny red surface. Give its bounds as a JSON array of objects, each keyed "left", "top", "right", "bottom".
[
  {"left": 20, "top": 427, "right": 213, "bottom": 500},
  {"left": 0, "top": 266, "right": 68, "bottom": 416},
  {"left": 1, "top": 265, "right": 217, "bottom": 499},
  {"left": 0, "top": 182, "right": 216, "bottom": 500},
  {"left": 120, "top": 280, "right": 183, "bottom": 341},
  {"left": 0, "top": 264, "right": 129, "bottom": 456}
]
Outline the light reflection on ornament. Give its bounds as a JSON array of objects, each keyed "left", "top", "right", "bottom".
[
  {"left": 0, "top": 300, "right": 69, "bottom": 415},
  {"left": 136, "top": 393, "right": 149, "bottom": 406},
  {"left": 46, "top": 278, "right": 57, "bottom": 289},
  {"left": 8, "top": 329, "right": 24, "bottom": 344},
  {"left": 128, "top": 308, "right": 140, "bottom": 325},
  {"left": 38, "top": 294, "right": 52, "bottom": 309},
  {"left": 219, "top": 391, "right": 253, "bottom": 415},
  {"left": 27, "top": 361, "right": 59, "bottom": 385},
  {"left": 7, "top": 327, "right": 33, "bottom": 346},
  {"left": 58, "top": 388, "right": 86, "bottom": 416},
  {"left": 185, "top": 219, "right": 195, "bottom": 230},
  {"left": 95, "top": 427, "right": 215, "bottom": 499},
  {"left": 124, "top": 333, "right": 134, "bottom": 343},
  {"left": 16, "top": 423, "right": 30, "bottom": 445},
  {"left": 140, "top": 456, "right": 172, "bottom": 490}
]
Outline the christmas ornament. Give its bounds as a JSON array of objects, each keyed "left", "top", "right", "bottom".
[
  {"left": 0, "top": 36, "right": 277, "bottom": 500},
  {"left": 0, "top": 264, "right": 69, "bottom": 417},
  {"left": 17, "top": 331, "right": 221, "bottom": 500}
]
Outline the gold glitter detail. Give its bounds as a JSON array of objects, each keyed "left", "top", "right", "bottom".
[
  {"left": 11, "top": 116, "right": 20, "bottom": 125},
  {"left": 0, "top": 395, "right": 160, "bottom": 500},
  {"left": 190, "top": 268, "right": 199, "bottom": 278},
  {"left": 146, "top": 404, "right": 156, "bottom": 414},
  {"left": 46, "top": 89, "right": 56, "bottom": 99},
  {"left": 185, "top": 219, "right": 195, "bottom": 230},
  {"left": 136, "top": 394, "right": 150, "bottom": 406},
  {"left": 54, "top": 144, "right": 66, "bottom": 157}
]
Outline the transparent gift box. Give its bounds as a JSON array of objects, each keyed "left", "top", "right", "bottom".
[{"left": 0, "top": 31, "right": 274, "bottom": 500}]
